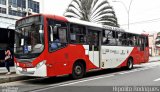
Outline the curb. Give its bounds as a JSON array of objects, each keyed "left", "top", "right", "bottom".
[
  {"left": 0, "top": 72, "right": 16, "bottom": 76},
  {"left": 0, "top": 76, "right": 26, "bottom": 84},
  {"left": 149, "top": 59, "right": 160, "bottom": 63},
  {"left": 0, "top": 75, "right": 34, "bottom": 84}
]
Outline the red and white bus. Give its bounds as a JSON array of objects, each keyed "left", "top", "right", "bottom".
[{"left": 14, "top": 14, "right": 149, "bottom": 79}]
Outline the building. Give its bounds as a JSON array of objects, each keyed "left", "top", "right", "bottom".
[
  {"left": 0, "top": 0, "right": 43, "bottom": 49},
  {"left": 0, "top": 0, "right": 43, "bottom": 66},
  {"left": 149, "top": 32, "right": 160, "bottom": 56},
  {"left": 0, "top": 0, "right": 43, "bottom": 29}
]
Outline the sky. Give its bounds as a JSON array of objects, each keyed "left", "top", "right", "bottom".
[{"left": 43, "top": 0, "right": 160, "bottom": 34}]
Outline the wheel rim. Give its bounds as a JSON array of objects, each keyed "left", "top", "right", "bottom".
[{"left": 75, "top": 65, "right": 82, "bottom": 75}]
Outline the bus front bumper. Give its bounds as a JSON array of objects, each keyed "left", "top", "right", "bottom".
[{"left": 15, "top": 63, "right": 47, "bottom": 77}]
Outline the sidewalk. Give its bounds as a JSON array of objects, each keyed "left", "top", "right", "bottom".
[
  {"left": 0, "top": 74, "right": 31, "bottom": 83},
  {"left": 0, "top": 67, "right": 34, "bottom": 84},
  {"left": 0, "top": 67, "right": 15, "bottom": 74},
  {"left": 149, "top": 56, "right": 160, "bottom": 62}
]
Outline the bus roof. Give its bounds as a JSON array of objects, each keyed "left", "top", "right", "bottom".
[
  {"left": 17, "top": 14, "right": 148, "bottom": 36},
  {"left": 66, "top": 17, "right": 125, "bottom": 32},
  {"left": 65, "top": 16, "right": 147, "bottom": 36},
  {"left": 22, "top": 14, "right": 125, "bottom": 32}
]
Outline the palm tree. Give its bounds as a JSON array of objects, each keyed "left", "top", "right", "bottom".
[{"left": 64, "top": 0, "right": 119, "bottom": 27}]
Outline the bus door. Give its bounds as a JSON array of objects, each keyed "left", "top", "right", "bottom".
[
  {"left": 139, "top": 36, "right": 147, "bottom": 62},
  {"left": 88, "top": 29, "right": 100, "bottom": 67},
  {"left": 144, "top": 36, "right": 149, "bottom": 62}
]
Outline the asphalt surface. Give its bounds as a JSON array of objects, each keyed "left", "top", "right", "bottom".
[{"left": 0, "top": 60, "right": 160, "bottom": 92}]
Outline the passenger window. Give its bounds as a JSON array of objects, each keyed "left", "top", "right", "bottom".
[
  {"left": 47, "top": 19, "right": 67, "bottom": 52},
  {"left": 136, "top": 36, "right": 140, "bottom": 46},
  {"left": 70, "top": 24, "right": 87, "bottom": 44},
  {"left": 116, "top": 32, "right": 125, "bottom": 46},
  {"left": 127, "top": 34, "right": 137, "bottom": 46},
  {"left": 102, "top": 30, "right": 116, "bottom": 45}
]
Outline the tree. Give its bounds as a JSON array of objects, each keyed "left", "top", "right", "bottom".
[{"left": 64, "top": 0, "right": 119, "bottom": 27}]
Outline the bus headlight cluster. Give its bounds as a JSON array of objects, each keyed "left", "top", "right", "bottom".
[
  {"left": 16, "top": 62, "right": 19, "bottom": 67},
  {"left": 36, "top": 60, "right": 46, "bottom": 69}
]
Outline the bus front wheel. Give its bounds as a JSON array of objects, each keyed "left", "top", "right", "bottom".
[{"left": 72, "top": 62, "right": 85, "bottom": 79}]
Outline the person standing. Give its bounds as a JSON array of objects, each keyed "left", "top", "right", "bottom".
[{"left": 5, "top": 47, "right": 12, "bottom": 75}]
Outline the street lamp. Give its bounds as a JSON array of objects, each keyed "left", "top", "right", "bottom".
[{"left": 112, "top": 0, "right": 133, "bottom": 31}]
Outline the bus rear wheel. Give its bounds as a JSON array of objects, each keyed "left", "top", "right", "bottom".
[
  {"left": 72, "top": 62, "right": 85, "bottom": 79},
  {"left": 126, "top": 58, "right": 133, "bottom": 70}
]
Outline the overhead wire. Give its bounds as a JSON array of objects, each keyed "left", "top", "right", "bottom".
[{"left": 120, "top": 18, "right": 160, "bottom": 26}]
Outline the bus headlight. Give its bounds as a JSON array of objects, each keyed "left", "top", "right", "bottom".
[
  {"left": 36, "top": 60, "right": 46, "bottom": 69},
  {"left": 16, "top": 62, "right": 19, "bottom": 67}
]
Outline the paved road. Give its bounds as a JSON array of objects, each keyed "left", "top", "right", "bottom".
[{"left": 0, "top": 61, "right": 160, "bottom": 92}]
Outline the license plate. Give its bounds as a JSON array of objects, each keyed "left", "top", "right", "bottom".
[{"left": 22, "top": 68, "right": 27, "bottom": 72}]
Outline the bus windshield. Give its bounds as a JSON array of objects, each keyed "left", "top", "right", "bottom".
[{"left": 14, "top": 24, "right": 44, "bottom": 59}]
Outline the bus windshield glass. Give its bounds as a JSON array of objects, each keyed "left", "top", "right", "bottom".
[{"left": 15, "top": 17, "right": 44, "bottom": 59}]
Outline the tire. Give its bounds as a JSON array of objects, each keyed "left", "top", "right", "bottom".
[
  {"left": 72, "top": 62, "right": 85, "bottom": 79},
  {"left": 126, "top": 58, "right": 133, "bottom": 70}
]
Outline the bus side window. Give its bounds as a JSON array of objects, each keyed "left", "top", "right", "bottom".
[
  {"left": 47, "top": 19, "right": 67, "bottom": 52},
  {"left": 120, "top": 33, "right": 127, "bottom": 46},
  {"left": 118, "top": 32, "right": 129, "bottom": 46},
  {"left": 129, "top": 34, "right": 137, "bottom": 46},
  {"left": 116, "top": 32, "right": 123, "bottom": 46},
  {"left": 136, "top": 36, "right": 139, "bottom": 46},
  {"left": 140, "top": 37, "right": 145, "bottom": 51},
  {"left": 102, "top": 30, "right": 109, "bottom": 45},
  {"left": 58, "top": 28, "right": 67, "bottom": 43},
  {"left": 70, "top": 24, "right": 86, "bottom": 44},
  {"left": 132, "top": 35, "right": 137, "bottom": 46},
  {"left": 102, "top": 30, "right": 107, "bottom": 45},
  {"left": 102, "top": 30, "right": 116, "bottom": 45},
  {"left": 127, "top": 34, "right": 133, "bottom": 46}
]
